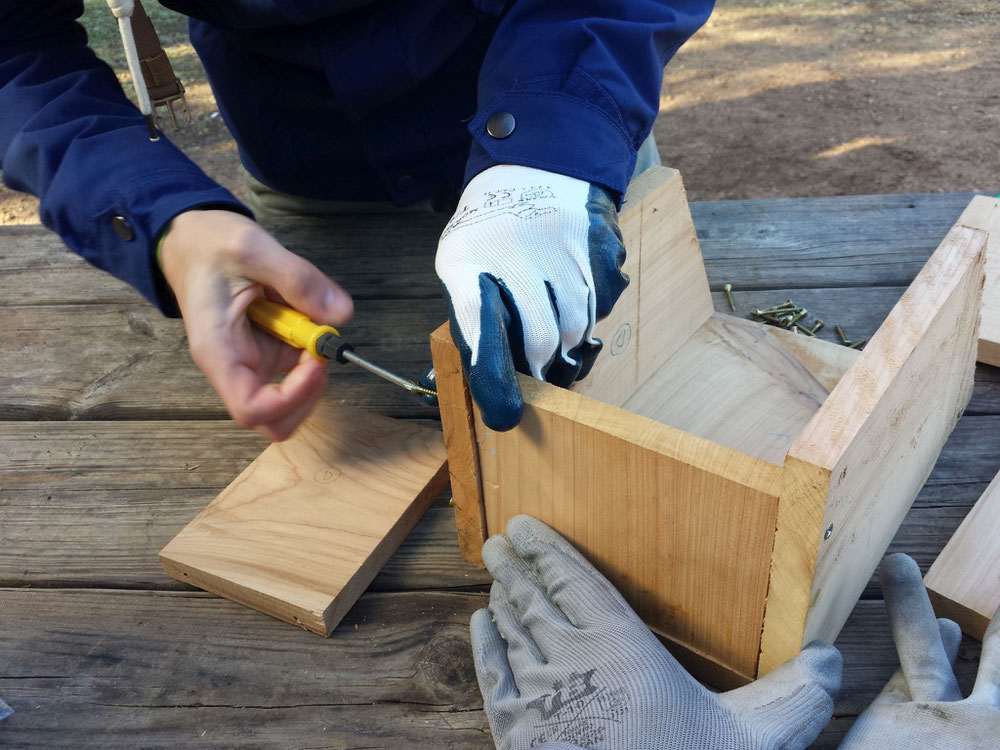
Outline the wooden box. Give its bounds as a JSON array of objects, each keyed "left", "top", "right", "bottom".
[{"left": 429, "top": 167, "right": 987, "bottom": 687}]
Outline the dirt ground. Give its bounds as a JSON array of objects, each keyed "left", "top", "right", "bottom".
[{"left": 1, "top": 0, "right": 997, "bottom": 224}]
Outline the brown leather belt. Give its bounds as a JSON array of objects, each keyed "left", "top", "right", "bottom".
[{"left": 130, "top": 0, "right": 190, "bottom": 131}]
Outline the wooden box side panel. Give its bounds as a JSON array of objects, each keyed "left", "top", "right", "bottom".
[
  {"left": 759, "top": 226, "right": 987, "bottom": 673},
  {"left": 476, "top": 379, "right": 782, "bottom": 680},
  {"left": 925, "top": 469, "right": 1000, "bottom": 640},
  {"left": 956, "top": 195, "right": 1000, "bottom": 366},
  {"left": 572, "top": 166, "right": 714, "bottom": 406},
  {"left": 430, "top": 322, "right": 486, "bottom": 566},
  {"left": 622, "top": 313, "right": 851, "bottom": 466}
]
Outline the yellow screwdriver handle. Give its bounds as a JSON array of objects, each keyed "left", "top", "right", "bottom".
[{"left": 247, "top": 298, "right": 340, "bottom": 359}]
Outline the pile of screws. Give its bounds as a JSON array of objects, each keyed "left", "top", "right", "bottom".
[{"left": 734, "top": 290, "right": 866, "bottom": 349}]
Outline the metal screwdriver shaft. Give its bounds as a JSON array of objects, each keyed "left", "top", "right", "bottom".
[
  {"left": 246, "top": 297, "right": 438, "bottom": 400},
  {"left": 339, "top": 350, "right": 437, "bottom": 398}
]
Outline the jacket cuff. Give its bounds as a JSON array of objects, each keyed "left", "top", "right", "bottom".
[
  {"left": 464, "top": 91, "right": 637, "bottom": 207},
  {"left": 102, "top": 168, "right": 252, "bottom": 317}
]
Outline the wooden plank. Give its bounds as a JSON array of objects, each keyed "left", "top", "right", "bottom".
[
  {"left": 160, "top": 400, "right": 449, "bottom": 635},
  {"left": 1, "top": 194, "right": 981, "bottom": 309},
  {"left": 692, "top": 191, "right": 985, "bottom": 289},
  {"left": 475, "top": 376, "right": 782, "bottom": 680},
  {"left": 572, "top": 166, "right": 714, "bottom": 406},
  {"left": 954, "top": 195, "right": 1000, "bottom": 366},
  {"left": 763, "top": 324, "right": 859, "bottom": 392},
  {"left": 0, "top": 419, "right": 266, "bottom": 489},
  {"left": 759, "top": 226, "right": 987, "bottom": 673},
  {"left": 859, "top": 413, "right": 1000, "bottom": 596},
  {"left": 0, "top": 299, "right": 445, "bottom": 421},
  {"left": 0, "top": 216, "right": 447, "bottom": 306},
  {"left": 0, "top": 288, "right": 876, "bottom": 422},
  {"left": 0, "top": 587, "right": 490, "bottom": 748},
  {"left": 0, "top": 480, "right": 486, "bottom": 593},
  {"left": 11, "top": 286, "right": 997, "bottom": 422},
  {"left": 429, "top": 322, "right": 487, "bottom": 566},
  {"left": 5, "top": 412, "right": 994, "bottom": 595},
  {"left": 630, "top": 168, "right": 714, "bottom": 388},
  {"left": 622, "top": 313, "right": 849, "bottom": 465},
  {"left": 0, "top": 590, "right": 983, "bottom": 748},
  {"left": 926, "top": 469, "right": 1000, "bottom": 640},
  {"left": 9, "top": 211, "right": 1000, "bottom": 425}
]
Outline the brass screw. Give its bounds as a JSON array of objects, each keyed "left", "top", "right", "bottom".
[
  {"left": 796, "top": 324, "right": 815, "bottom": 337},
  {"left": 835, "top": 324, "right": 848, "bottom": 344},
  {"left": 797, "top": 319, "right": 823, "bottom": 337},
  {"left": 723, "top": 283, "right": 736, "bottom": 311},
  {"left": 789, "top": 309, "right": 808, "bottom": 325},
  {"left": 758, "top": 314, "right": 787, "bottom": 325},
  {"left": 848, "top": 338, "right": 867, "bottom": 350},
  {"left": 448, "top": 497, "right": 454, "bottom": 507},
  {"left": 753, "top": 302, "right": 797, "bottom": 316}
]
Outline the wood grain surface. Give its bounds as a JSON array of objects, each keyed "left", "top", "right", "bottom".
[
  {"left": 926, "top": 469, "right": 1000, "bottom": 640},
  {"left": 955, "top": 195, "right": 1000, "bottom": 367},
  {"left": 160, "top": 401, "right": 449, "bottom": 635},
  {"left": 474, "top": 373, "right": 783, "bottom": 680},
  {"left": 622, "top": 313, "right": 852, "bottom": 465},
  {"left": 429, "top": 322, "right": 487, "bottom": 566},
  {"left": 760, "top": 225, "right": 987, "bottom": 673}
]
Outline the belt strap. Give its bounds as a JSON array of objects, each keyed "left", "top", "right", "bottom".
[{"left": 129, "top": 0, "right": 190, "bottom": 130}]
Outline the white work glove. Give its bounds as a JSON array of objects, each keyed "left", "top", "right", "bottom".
[
  {"left": 471, "top": 515, "right": 842, "bottom": 750},
  {"left": 436, "top": 165, "right": 629, "bottom": 431},
  {"left": 838, "top": 553, "right": 1000, "bottom": 749}
]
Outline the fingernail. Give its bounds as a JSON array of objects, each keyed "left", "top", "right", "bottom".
[{"left": 324, "top": 289, "right": 352, "bottom": 320}]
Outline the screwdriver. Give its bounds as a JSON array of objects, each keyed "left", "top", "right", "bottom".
[{"left": 247, "top": 298, "right": 438, "bottom": 400}]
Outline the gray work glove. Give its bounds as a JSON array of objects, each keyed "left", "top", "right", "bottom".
[
  {"left": 471, "top": 515, "right": 842, "bottom": 750},
  {"left": 838, "top": 553, "right": 1000, "bottom": 749}
]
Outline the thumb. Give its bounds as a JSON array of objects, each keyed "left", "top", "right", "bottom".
[
  {"left": 717, "top": 641, "right": 841, "bottom": 750},
  {"left": 235, "top": 232, "right": 354, "bottom": 325}
]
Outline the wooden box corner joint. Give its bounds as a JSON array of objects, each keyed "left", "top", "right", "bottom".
[{"left": 429, "top": 166, "right": 988, "bottom": 687}]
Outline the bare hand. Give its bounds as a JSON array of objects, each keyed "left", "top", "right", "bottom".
[{"left": 160, "top": 210, "right": 353, "bottom": 441}]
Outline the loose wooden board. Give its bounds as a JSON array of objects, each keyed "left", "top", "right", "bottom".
[
  {"left": 160, "top": 401, "right": 449, "bottom": 635},
  {"left": 926, "top": 469, "right": 1000, "bottom": 640},
  {"left": 955, "top": 195, "right": 1000, "bottom": 367}
]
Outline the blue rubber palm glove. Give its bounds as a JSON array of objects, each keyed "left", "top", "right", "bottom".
[{"left": 436, "top": 165, "right": 629, "bottom": 431}]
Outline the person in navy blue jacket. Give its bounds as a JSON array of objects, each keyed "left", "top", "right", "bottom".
[{"left": 0, "top": 1, "right": 714, "bottom": 441}]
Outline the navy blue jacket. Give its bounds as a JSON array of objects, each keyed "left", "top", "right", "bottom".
[{"left": 0, "top": 1, "right": 714, "bottom": 314}]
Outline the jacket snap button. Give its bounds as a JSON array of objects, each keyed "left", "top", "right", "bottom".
[
  {"left": 111, "top": 215, "right": 135, "bottom": 241},
  {"left": 486, "top": 111, "right": 516, "bottom": 139}
]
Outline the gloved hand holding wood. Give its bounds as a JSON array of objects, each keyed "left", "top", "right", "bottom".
[
  {"left": 470, "top": 515, "right": 842, "bottom": 750},
  {"left": 838, "top": 553, "right": 1000, "bottom": 749},
  {"left": 436, "top": 166, "right": 629, "bottom": 431}
]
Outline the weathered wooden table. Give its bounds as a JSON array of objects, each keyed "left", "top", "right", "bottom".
[{"left": 1, "top": 193, "right": 997, "bottom": 748}]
